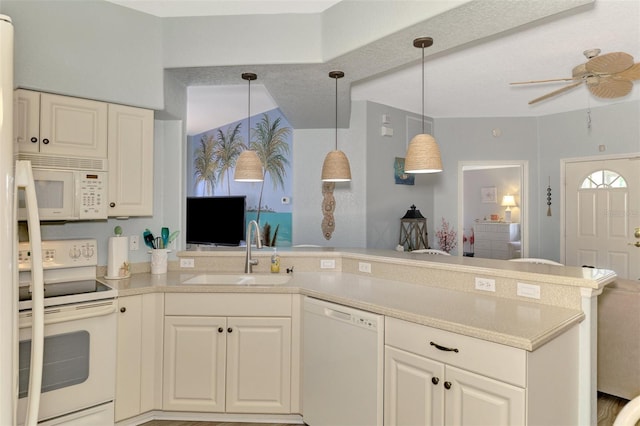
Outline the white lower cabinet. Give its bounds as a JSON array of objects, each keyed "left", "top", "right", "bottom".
[
  {"left": 163, "top": 293, "right": 292, "bottom": 414},
  {"left": 384, "top": 317, "right": 578, "bottom": 426},
  {"left": 115, "top": 294, "right": 164, "bottom": 422}
]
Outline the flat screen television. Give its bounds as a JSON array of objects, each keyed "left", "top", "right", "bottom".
[{"left": 186, "top": 196, "right": 246, "bottom": 246}]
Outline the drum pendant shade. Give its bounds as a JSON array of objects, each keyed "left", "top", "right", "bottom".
[
  {"left": 321, "top": 70, "right": 352, "bottom": 182},
  {"left": 234, "top": 72, "right": 264, "bottom": 182},
  {"left": 404, "top": 37, "right": 443, "bottom": 174}
]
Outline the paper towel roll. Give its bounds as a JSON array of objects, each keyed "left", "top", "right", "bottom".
[{"left": 106, "top": 236, "right": 130, "bottom": 279}]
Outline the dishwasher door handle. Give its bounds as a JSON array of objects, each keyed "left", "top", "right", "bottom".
[{"left": 325, "top": 307, "right": 352, "bottom": 322}]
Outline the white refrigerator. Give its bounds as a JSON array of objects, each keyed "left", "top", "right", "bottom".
[{"left": 0, "top": 14, "right": 45, "bottom": 426}]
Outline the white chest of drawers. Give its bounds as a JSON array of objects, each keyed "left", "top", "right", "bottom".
[{"left": 474, "top": 222, "right": 520, "bottom": 259}]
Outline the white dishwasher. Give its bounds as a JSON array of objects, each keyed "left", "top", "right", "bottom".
[{"left": 302, "top": 296, "right": 384, "bottom": 426}]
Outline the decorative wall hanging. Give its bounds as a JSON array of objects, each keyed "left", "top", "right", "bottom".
[
  {"left": 481, "top": 186, "right": 497, "bottom": 203},
  {"left": 394, "top": 157, "right": 414, "bottom": 185},
  {"left": 547, "top": 177, "right": 552, "bottom": 216},
  {"left": 321, "top": 182, "right": 336, "bottom": 240}
]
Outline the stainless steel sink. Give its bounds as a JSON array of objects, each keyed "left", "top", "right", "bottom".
[{"left": 182, "top": 273, "right": 292, "bottom": 286}]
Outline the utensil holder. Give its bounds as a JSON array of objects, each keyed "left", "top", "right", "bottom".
[{"left": 149, "top": 249, "right": 170, "bottom": 274}]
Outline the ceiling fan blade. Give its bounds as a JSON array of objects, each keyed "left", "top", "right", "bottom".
[
  {"left": 510, "top": 77, "right": 575, "bottom": 85},
  {"left": 614, "top": 62, "right": 640, "bottom": 81},
  {"left": 588, "top": 77, "right": 633, "bottom": 98},
  {"left": 586, "top": 52, "right": 634, "bottom": 74},
  {"left": 528, "top": 81, "right": 582, "bottom": 105}
]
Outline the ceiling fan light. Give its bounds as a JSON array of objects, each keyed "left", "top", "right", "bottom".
[
  {"left": 404, "top": 133, "right": 443, "bottom": 173},
  {"left": 321, "top": 150, "right": 351, "bottom": 182},
  {"left": 234, "top": 150, "right": 263, "bottom": 182}
]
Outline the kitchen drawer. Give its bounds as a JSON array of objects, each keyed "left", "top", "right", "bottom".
[
  {"left": 385, "top": 317, "right": 526, "bottom": 387},
  {"left": 165, "top": 293, "right": 292, "bottom": 317}
]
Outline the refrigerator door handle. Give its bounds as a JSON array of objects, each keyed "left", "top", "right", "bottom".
[{"left": 15, "top": 160, "right": 43, "bottom": 426}]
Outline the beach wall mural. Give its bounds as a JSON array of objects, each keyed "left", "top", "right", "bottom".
[{"left": 187, "top": 108, "right": 293, "bottom": 247}]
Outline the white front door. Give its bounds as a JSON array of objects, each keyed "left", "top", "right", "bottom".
[{"left": 564, "top": 157, "right": 640, "bottom": 279}]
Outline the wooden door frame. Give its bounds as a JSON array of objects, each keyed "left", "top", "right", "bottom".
[{"left": 560, "top": 152, "right": 640, "bottom": 264}]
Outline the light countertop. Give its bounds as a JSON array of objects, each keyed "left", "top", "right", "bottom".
[{"left": 103, "top": 268, "right": 585, "bottom": 352}]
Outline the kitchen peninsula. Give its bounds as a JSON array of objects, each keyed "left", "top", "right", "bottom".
[{"left": 104, "top": 248, "right": 614, "bottom": 426}]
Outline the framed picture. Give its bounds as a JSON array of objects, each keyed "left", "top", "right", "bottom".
[
  {"left": 481, "top": 186, "right": 497, "bottom": 203},
  {"left": 394, "top": 157, "right": 414, "bottom": 185}
]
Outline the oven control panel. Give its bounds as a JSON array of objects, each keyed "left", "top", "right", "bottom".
[{"left": 18, "top": 239, "right": 98, "bottom": 270}]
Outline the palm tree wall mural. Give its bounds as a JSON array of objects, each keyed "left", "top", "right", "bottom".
[
  {"left": 193, "top": 134, "right": 217, "bottom": 196},
  {"left": 187, "top": 108, "right": 293, "bottom": 247},
  {"left": 214, "top": 123, "right": 244, "bottom": 195}
]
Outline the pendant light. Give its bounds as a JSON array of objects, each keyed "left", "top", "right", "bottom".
[
  {"left": 321, "top": 71, "right": 352, "bottom": 182},
  {"left": 404, "top": 37, "right": 443, "bottom": 174},
  {"left": 234, "top": 72, "right": 264, "bottom": 182}
]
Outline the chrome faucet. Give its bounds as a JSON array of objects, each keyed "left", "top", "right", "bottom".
[{"left": 245, "top": 220, "right": 262, "bottom": 273}]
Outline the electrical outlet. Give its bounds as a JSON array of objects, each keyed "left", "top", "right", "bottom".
[
  {"left": 320, "top": 259, "right": 335, "bottom": 269},
  {"left": 358, "top": 262, "right": 372, "bottom": 273},
  {"left": 129, "top": 235, "right": 139, "bottom": 251},
  {"left": 517, "top": 282, "right": 541, "bottom": 299},
  {"left": 475, "top": 277, "right": 496, "bottom": 292},
  {"left": 180, "top": 258, "right": 195, "bottom": 268}
]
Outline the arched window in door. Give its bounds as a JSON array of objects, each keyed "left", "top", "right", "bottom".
[{"left": 580, "top": 169, "right": 627, "bottom": 189}]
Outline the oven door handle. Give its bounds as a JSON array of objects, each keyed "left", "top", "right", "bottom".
[{"left": 19, "top": 301, "right": 116, "bottom": 328}]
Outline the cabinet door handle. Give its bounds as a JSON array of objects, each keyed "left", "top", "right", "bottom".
[
  {"left": 430, "top": 341, "right": 459, "bottom": 353},
  {"left": 120, "top": 307, "right": 126, "bottom": 313},
  {"left": 109, "top": 202, "right": 116, "bottom": 208},
  {"left": 444, "top": 381, "right": 452, "bottom": 390},
  {"left": 42, "top": 138, "right": 50, "bottom": 144},
  {"left": 431, "top": 377, "right": 439, "bottom": 385},
  {"left": 30, "top": 137, "right": 38, "bottom": 143},
  {"left": 227, "top": 327, "right": 233, "bottom": 333},
  {"left": 218, "top": 327, "right": 224, "bottom": 333}
]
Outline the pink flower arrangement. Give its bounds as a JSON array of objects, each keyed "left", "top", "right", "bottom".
[{"left": 435, "top": 217, "right": 457, "bottom": 253}]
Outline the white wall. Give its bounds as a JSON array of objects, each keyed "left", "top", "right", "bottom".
[
  {"left": 463, "top": 167, "right": 521, "bottom": 225},
  {"left": 2, "top": 0, "right": 164, "bottom": 110},
  {"left": 292, "top": 105, "right": 366, "bottom": 248},
  {"left": 537, "top": 101, "right": 640, "bottom": 260},
  {"left": 432, "top": 116, "right": 539, "bottom": 255},
  {"left": 364, "top": 101, "right": 436, "bottom": 249}
]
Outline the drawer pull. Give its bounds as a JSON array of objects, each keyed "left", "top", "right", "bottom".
[
  {"left": 431, "top": 377, "right": 439, "bottom": 385},
  {"left": 430, "top": 341, "right": 459, "bottom": 353},
  {"left": 444, "top": 381, "right": 452, "bottom": 390}
]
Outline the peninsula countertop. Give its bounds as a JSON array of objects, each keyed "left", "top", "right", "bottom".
[{"left": 104, "top": 268, "right": 586, "bottom": 352}]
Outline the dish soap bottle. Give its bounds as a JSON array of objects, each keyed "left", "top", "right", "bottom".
[{"left": 270, "top": 248, "right": 280, "bottom": 273}]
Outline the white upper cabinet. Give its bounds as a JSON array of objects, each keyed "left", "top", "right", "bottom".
[
  {"left": 107, "top": 104, "right": 154, "bottom": 217},
  {"left": 15, "top": 89, "right": 108, "bottom": 158}
]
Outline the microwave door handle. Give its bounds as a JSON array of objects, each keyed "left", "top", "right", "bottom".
[{"left": 15, "top": 160, "right": 44, "bottom": 426}]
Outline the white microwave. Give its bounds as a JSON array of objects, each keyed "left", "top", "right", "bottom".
[{"left": 17, "top": 168, "right": 108, "bottom": 221}]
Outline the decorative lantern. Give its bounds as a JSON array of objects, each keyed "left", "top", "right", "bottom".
[{"left": 399, "top": 205, "right": 429, "bottom": 251}]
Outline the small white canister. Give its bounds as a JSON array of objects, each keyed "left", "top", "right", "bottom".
[{"left": 149, "top": 249, "right": 170, "bottom": 274}]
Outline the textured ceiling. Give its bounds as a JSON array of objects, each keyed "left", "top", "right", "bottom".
[{"left": 115, "top": 0, "right": 640, "bottom": 134}]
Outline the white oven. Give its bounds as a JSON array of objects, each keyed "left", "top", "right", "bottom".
[{"left": 17, "top": 239, "right": 117, "bottom": 425}]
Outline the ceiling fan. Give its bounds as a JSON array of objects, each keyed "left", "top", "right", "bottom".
[{"left": 511, "top": 49, "right": 640, "bottom": 105}]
